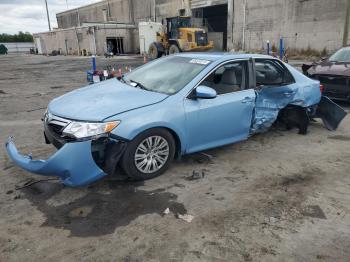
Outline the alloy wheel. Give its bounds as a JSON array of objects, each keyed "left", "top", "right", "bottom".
[{"left": 134, "top": 136, "right": 170, "bottom": 174}]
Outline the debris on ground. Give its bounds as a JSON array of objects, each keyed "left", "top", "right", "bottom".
[
  {"left": 194, "top": 152, "right": 213, "bottom": 163},
  {"left": 301, "top": 205, "right": 327, "bottom": 219},
  {"left": 15, "top": 178, "right": 58, "bottom": 190},
  {"left": 68, "top": 206, "right": 93, "bottom": 218},
  {"left": 50, "top": 85, "right": 64, "bottom": 89},
  {"left": 186, "top": 170, "right": 206, "bottom": 181},
  {"left": 177, "top": 214, "right": 194, "bottom": 223},
  {"left": 163, "top": 208, "right": 170, "bottom": 215},
  {"left": 269, "top": 217, "right": 278, "bottom": 224},
  {"left": 13, "top": 194, "right": 21, "bottom": 200}
]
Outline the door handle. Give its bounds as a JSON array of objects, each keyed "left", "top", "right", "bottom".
[
  {"left": 241, "top": 97, "right": 254, "bottom": 103},
  {"left": 283, "top": 91, "right": 296, "bottom": 96}
]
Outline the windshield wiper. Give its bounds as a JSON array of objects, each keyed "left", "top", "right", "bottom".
[
  {"left": 129, "top": 79, "right": 150, "bottom": 91},
  {"left": 119, "top": 74, "right": 127, "bottom": 83}
]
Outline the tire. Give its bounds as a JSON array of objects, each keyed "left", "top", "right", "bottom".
[
  {"left": 120, "top": 128, "right": 175, "bottom": 180},
  {"left": 169, "top": 44, "right": 180, "bottom": 54},
  {"left": 148, "top": 43, "right": 162, "bottom": 59}
]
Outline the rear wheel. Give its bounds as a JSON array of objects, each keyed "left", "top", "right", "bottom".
[
  {"left": 121, "top": 128, "right": 175, "bottom": 180},
  {"left": 169, "top": 44, "right": 180, "bottom": 54},
  {"left": 148, "top": 43, "right": 163, "bottom": 59}
]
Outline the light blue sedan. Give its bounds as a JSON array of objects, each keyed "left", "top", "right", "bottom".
[{"left": 6, "top": 53, "right": 346, "bottom": 186}]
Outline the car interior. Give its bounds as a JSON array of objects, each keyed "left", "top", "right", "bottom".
[{"left": 201, "top": 62, "right": 246, "bottom": 95}]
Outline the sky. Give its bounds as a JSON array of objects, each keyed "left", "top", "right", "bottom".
[{"left": 0, "top": 0, "right": 101, "bottom": 34}]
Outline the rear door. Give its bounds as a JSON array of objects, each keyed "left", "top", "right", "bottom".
[{"left": 252, "top": 59, "right": 297, "bottom": 133}]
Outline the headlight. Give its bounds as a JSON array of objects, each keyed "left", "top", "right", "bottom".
[{"left": 63, "top": 121, "right": 120, "bottom": 139}]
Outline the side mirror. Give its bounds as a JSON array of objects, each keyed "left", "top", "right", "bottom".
[{"left": 195, "top": 85, "right": 217, "bottom": 99}]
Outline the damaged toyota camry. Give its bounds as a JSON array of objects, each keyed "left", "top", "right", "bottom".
[{"left": 6, "top": 53, "right": 347, "bottom": 187}]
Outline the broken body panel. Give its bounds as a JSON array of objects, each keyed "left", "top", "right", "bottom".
[
  {"left": 6, "top": 53, "right": 347, "bottom": 187},
  {"left": 6, "top": 138, "right": 106, "bottom": 187},
  {"left": 252, "top": 64, "right": 322, "bottom": 133}
]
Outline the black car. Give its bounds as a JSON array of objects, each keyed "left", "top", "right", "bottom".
[{"left": 303, "top": 46, "right": 350, "bottom": 101}]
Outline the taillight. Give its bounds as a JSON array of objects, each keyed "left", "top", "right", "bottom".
[{"left": 319, "top": 84, "right": 324, "bottom": 93}]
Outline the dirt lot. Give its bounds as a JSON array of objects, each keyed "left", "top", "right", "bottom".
[{"left": 0, "top": 54, "right": 349, "bottom": 262}]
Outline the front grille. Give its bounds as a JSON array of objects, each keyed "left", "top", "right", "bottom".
[
  {"left": 48, "top": 122, "right": 65, "bottom": 135},
  {"left": 195, "top": 31, "right": 208, "bottom": 46},
  {"left": 44, "top": 113, "right": 74, "bottom": 141}
]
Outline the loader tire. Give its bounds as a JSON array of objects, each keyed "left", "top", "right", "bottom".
[
  {"left": 148, "top": 43, "right": 162, "bottom": 60},
  {"left": 169, "top": 44, "right": 180, "bottom": 54}
]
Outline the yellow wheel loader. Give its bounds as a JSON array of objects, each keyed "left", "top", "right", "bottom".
[{"left": 148, "top": 16, "right": 214, "bottom": 59}]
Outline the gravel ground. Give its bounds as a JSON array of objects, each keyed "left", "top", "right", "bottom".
[{"left": 0, "top": 54, "right": 349, "bottom": 262}]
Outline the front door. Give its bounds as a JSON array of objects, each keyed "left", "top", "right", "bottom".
[{"left": 184, "top": 60, "right": 256, "bottom": 153}]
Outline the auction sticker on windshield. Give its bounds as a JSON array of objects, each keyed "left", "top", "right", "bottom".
[{"left": 189, "top": 59, "right": 210, "bottom": 65}]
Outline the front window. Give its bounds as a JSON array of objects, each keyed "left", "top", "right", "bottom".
[
  {"left": 329, "top": 47, "right": 350, "bottom": 62},
  {"left": 200, "top": 61, "right": 247, "bottom": 95},
  {"left": 123, "top": 56, "right": 209, "bottom": 94},
  {"left": 178, "top": 17, "right": 191, "bottom": 28}
]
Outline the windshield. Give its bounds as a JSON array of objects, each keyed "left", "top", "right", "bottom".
[
  {"left": 178, "top": 17, "right": 191, "bottom": 27},
  {"left": 124, "top": 56, "right": 210, "bottom": 94},
  {"left": 329, "top": 47, "right": 350, "bottom": 62}
]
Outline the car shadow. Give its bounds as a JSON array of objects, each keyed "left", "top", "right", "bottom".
[{"left": 20, "top": 179, "right": 187, "bottom": 237}]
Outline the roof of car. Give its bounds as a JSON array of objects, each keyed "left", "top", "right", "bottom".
[{"left": 175, "top": 52, "right": 274, "bottom": 61}]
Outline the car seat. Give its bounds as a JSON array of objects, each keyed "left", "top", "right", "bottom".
[{"left": 214, "top": 68, "right": 241, "bottom": 94}]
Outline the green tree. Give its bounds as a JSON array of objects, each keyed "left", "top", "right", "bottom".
[{"left": 0, "top": 32, "right": 33, "bottom": 42}]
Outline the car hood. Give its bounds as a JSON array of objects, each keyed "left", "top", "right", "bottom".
[
  {"left": 48, "top": 78, "right": 168, "bottom": 121},
  {"left": 308, "top": 60, "right": 350, "bottom": 77}
]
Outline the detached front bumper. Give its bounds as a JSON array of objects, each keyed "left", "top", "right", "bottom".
[{"left": 5, "top": 137, "right": 107, "bottom": 187}]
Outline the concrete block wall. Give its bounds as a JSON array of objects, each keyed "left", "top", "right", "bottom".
[
  {"left": 34, "top": 27, "right": 133, "bottom": 55},
  {"left": 131, "top": 0, "right": 184, "bottom": 23},
  {"left": 229, "top": 0, "right": 348, "bottom": 52},
  {"left": 46, "top": 0, "right": 350, "bottom": 55},
  {"left": 103, "top": 0, "right": 132, "bottom": 23},
  {"left": 94, "top": 27, "right": 133, "bottom": 54},
  {"left": 57, "top": 0, "right": 132, "bottom": 28},
  {"left": 0, "top": 42, "right": 34, "bottom": 53},
  {"left": 128, "top": 0, "right": 185, "bottom": 53}
]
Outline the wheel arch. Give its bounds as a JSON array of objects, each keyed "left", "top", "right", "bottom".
[{"left": 163, "top": 127, "right": 182, "bottom": 158}]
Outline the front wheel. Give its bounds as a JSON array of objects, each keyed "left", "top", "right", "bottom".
[
  {"left": 169, "top": 44, "right": 180, "bottom": 54},
  {"left": 120, "top": 128, "right": 175, "bottom": 180}
]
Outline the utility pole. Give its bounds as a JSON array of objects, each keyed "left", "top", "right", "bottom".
[
  {"left": 242, "top": 0, "right": 247, "bottom": 50},
  {"left": 153, "top": 0, "right": 156, "bottom": 22},
  {"left": 44, "top": 0, "right": 51, "bottom": 31},
  {"left": 343, "top": 0, "right": 350, "bottom": 46}
]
